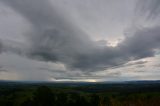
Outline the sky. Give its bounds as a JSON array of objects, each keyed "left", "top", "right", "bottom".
[{"left": 0, "top": 0, "right": 160, "bottom": 82}]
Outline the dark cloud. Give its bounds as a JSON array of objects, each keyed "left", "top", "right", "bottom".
[
  {"left": 0, "top": 0, "right": 160, "bottom": 72},
  {"left": 119, "top": 26, "right": 160, "bottom": 59}
]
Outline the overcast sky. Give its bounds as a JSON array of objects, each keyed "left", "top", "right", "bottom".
[{"left": 0, "top": 0, "right": 160, "bottom": 82}]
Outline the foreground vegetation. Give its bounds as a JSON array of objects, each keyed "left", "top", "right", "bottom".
[{"left": 0, "top": 81, "right": 160, "bottom": 106}]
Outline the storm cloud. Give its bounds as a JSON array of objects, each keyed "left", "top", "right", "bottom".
[{"left": 0, "top": 0, "right": 160, "bottom": 74}]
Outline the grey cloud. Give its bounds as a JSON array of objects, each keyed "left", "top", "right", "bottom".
[
  {"left": 126, "top": 61, "right": 148, "bottom": 68},
  {"left": 126, "top": 60, "right": 147, "bottom": 67},
  {"left": 106, "top": 60, "right": 148, "bottom": 70},
  {"left": 119, "top": 26, "right": 160, "bottom": 60},
  {"left": 132, "top": 61, "right": 148, "bottom": 65},
  {"left": 74, "top": 25, "right": 160, "bottom": 71},
  {"left": 0, "top": 43, "right": 2, "bottom": 53},
  {"left": 0, "top": 40, "right": 3, "bottom": 53},
  {"left": 136, "top": 0, "right": 160, "bottom": 20},
  {"left": 136, "top": 65, "right": 146, "bottom": 68},
  {"left": 153, "top": 64, "right": 160, "bottom": 67},
  {"left": 0, "top": 66, "right": 8, "bottom": 72},
  {"left": 15, "top": 26, "right": 160, "bottom": 71},
  {"left": 1, "top": 0, "right": 160, "bottom": 72}
]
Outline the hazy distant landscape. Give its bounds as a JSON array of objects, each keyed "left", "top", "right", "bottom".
[{"left": 0, "top": 80, "right": 160, "bottom": 106}]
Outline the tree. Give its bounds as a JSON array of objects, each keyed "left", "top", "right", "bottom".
[
  {"left": 56, "top": 92, "right": 68, "bottom": 106},
  {"left": 32, "top": 86, "right": 55, "bottom": 106},
  {"left": 90, "top": 94, "right": 100, "bottom": 106}
]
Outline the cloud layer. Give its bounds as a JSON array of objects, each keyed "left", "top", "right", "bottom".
[
  {"left": 1, "top": 0, "right": 160, "bottom": 71},
  {"left": 0, "top": 0, "right": 160, "bottom": 81}
]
